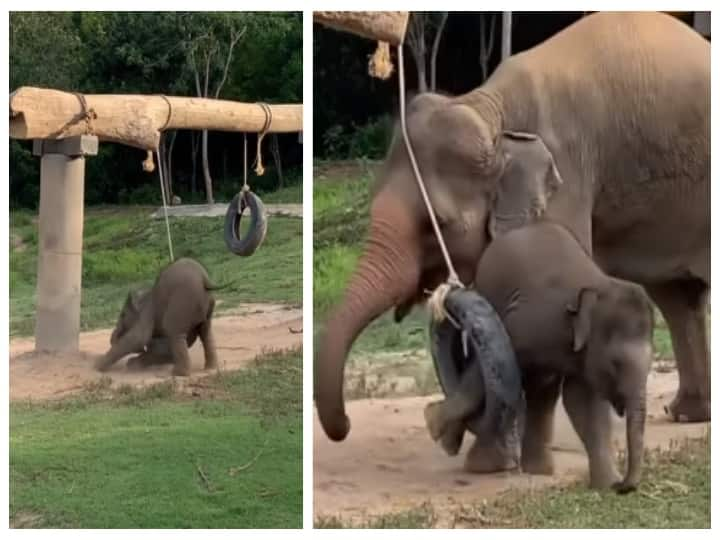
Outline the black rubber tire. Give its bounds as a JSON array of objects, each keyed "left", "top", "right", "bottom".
[
  {"left": 429, "top": 287, "right": 523, "bottom": 437},
  {"left": 224, "top": 191, "right": 268, "bottom": 256}
]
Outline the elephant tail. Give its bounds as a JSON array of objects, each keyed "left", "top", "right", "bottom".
[{"left": 202, "top": 275, "right": 235, "bottom": 291}]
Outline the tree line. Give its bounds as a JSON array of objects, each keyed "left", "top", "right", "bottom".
[{"left": 10, "top": 12, "right": 302, "bottom": 209}]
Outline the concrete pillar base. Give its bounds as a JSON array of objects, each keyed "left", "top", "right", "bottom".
[{"left": 32, "top": 135, "right": 98, "bottom": 353}]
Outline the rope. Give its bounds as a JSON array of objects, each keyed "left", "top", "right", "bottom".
[
  {"left": 159, "top": 94, "right": 173, "bottom": 130},
  {"left": 156, "top": 145, "right": 174, "bottom": 262},
  {"left": 252, "top": 102, "right": 272, "bottom": 175},
  {"left": 396, "top": 46, "right": 463, "bottom": 292},
  {"left": 48, "top": 92, "right": 97, "bottom": 139}
]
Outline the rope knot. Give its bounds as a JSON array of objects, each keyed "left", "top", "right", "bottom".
[{"left": 427, "top": 282, "right": 454, "bottom": 323}]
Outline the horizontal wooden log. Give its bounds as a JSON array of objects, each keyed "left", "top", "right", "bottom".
[
  {"left": 10, "top": 87, "right": 303, "bottom": 151},
  {"left": 314, "top": 11, "right": 409, "bottom": 45}
]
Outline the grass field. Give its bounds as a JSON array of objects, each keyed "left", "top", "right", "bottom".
[
  {"left": 10, "top": 350, "right": 302, "bottom": 529},
  {"left": 10, "top": 192, "right": 303, "bottom": 528},
  {"left": 10, "top": 202, "right": 301, "bottom": 337},
  {"left": 315, "top": 434, "right": 710, "bottom": 529}
]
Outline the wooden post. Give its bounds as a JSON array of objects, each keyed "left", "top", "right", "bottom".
[{"left": 33, "top": 135, "right": 98, "bottom": 353}]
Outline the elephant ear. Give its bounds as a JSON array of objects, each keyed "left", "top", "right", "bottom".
[
  {"left": 126, "top": 290, "right": 144, "bottom": 313},
  {"left": 488, "top": 131, "right": 564, "bottom": 239},
  {"left": 567, "top": 288, "right": 598, "bottom": 353}
]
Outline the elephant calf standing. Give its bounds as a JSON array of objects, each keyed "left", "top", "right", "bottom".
[
  {"left": 95, "top": 258, "right": 219, "bottom": 377},
  {"left": 425, "top": 222, "right": 655, "bottom": 492}
]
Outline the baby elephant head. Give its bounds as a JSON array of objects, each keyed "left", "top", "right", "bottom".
[
  {"left": 110, "top": 289, "right": 149, "bottom": 345},
  {"left": 567, "top": 280, "right": 655, "bottom": 493}
]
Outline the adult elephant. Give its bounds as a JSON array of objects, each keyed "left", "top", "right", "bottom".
[{"left": 316, "top": 11, "right": 710, "bottom": 443}]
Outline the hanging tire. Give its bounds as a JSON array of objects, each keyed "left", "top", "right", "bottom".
[
  {"left": 224, "top": 191, "right": 268, "bottom": 256},
  {"left": 429, "top": 287, "right": 524, "bottom": 438}
]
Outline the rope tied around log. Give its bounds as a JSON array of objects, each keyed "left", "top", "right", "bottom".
[
  {"left": 159, "top": 94, "right": 174, "bottom": 131},
  {"left": 48, "top": 92, "right": 98, "bottom": 139},
  {"left": 252, "top": 102, "right": 273, "bottom": 176},
  {"left": 368, "top": 41, "right": 394, "bottom": 79}
]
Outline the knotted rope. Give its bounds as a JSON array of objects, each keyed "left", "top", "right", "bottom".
[
  {"left": 252, "top": 102, "right": 273, "bottom": 176},
  {"left": 395, "top": 45, "right": 464, "bottom": 323}
]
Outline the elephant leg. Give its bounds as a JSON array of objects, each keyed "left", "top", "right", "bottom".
[
  {"left": 198, "top": 299, "right": 218, "bottom": 370},
  {"left": 168, "top": 334, "right": 192, "bottom": 377},
  {"left": 521, "top": 373, "right": 562, "bottom": 476},
  {"left": 562, "top": 377, "right": 620, "bottom": 489},
  {"left": 438, "top": 420, "right": 465, "bottom": 456},
  {"left": 425, "top": 359, "right": 485, "bottom": 440},
  {"left": 645, "top": 280, "right": 710, "bottom": 422},
  {"left": 199, "top": 320, "right": 218, "bottom": 370}
]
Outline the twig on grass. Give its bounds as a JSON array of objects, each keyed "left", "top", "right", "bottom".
[
  {"left": 196, "top": 463, "right": 214, "bottom": 492},
  {"left": 229, "top": 437, "right": 269, "bottom": 476}
]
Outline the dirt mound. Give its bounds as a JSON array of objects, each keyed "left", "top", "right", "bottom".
[
  {"left": 313, "top": 369, "right": 708, "bottom": 522},
  {"left": 10, "top": 303, "right": 302, "bottom": 401}
]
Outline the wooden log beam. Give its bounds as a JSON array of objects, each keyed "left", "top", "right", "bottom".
[
  {"left": 314, "top": 11, "right": 409, "bottom": 45},
  {"left": 10, "top": 87, "right": 303, "bottom": 151}
]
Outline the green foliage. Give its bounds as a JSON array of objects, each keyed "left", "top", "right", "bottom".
[
  {"left": 10, "top": 351, "right": 302, "bottom": 529},
  {"left": 321, "top": 116, "right": 393, "bottom": 160},
  {"left": 10, "top": 205, "right": 301, "bottom": 336},
  {"left": 9, "top": 12, "right": 302, "bottom": 209}
]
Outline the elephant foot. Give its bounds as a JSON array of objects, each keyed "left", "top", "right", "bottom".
[
  {"left": 423, "top": 401, "right": 447, "bottom": 441},
  {"left": 439, "top": 421, "right": 465, "bottom": 456},
  {"left": 171, "top": 365, "right": 191, "bottom": 377},
  {"left": 521, "top": 447, "right": 555, "bottom": 476},
  {"left": 204, "top": 356, "right": 218, "bottom": 370},
  {"left": 612, "top": 480, "right": 638, "bottom": 495},
  {"left": 463, "top": 437, "right": 519, "bottom": 474},
  {"left": 589, "top": 464, "right": 621, "bottom": 490},
  {"left": 665, "top": 391, "right": 710, "bottom": 422}
]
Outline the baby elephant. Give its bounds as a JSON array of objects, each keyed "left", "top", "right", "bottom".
[
  {"left": 425, "top": 222, "right": 654, "bottom": 493},
  {"left": 95, "top": 258, "right": 219, "bottom": 376}
]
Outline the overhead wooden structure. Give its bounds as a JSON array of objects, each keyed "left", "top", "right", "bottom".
[
  {"left": 313, "top": 11, "right": 409, "bottom": 45},
  {"left": 10, "top": 87, "right": 303, "bottom": 151}
]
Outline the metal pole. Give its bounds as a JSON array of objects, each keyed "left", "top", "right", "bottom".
[
  {"left": 32, "top": 135, "right": 98, "bottom": 353},
  {"left": 501, "top": 12, "right": 513, "bottom": 60}
]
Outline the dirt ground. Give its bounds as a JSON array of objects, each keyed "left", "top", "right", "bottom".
[
  {"left": 10, "top": 303, "right": 302, "bottom": 401},
  {"left": 313, "top": 368, "right": 709, "bottom": 523}
]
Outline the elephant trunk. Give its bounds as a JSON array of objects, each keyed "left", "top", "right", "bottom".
[
  {"left": 315, "top": 198, "right": 421, "bottom": 441},
  {"left": 619, "top": 389, "right": 647, "bottom": 493}
]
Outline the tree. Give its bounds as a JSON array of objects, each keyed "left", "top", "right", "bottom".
[
  {"left": 181, "top": 13, "right": 247, "bottom": 204},
  {"left": 405, "top": 12, "right": 448, "bottom": 93},
  {"left": 479, "top": 13, "right": 498, "bottom": 81},
  {"left": 501, "top": 12, "right": 513, "bottom": 60}
]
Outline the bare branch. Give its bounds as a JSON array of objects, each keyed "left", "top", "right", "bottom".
[
  {"left": 430, "top": 12, "right": 448, "bottom": 91},
  {"left": 214, "top": 26, "right": 247, "bottom": 98}
]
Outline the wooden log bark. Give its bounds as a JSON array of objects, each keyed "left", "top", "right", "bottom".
[
  {"left": 314, "top": 11, "right": 409, "bottom": 45},
  {"left": 10, "top": 87, "right": 303, "bottom": 151}
]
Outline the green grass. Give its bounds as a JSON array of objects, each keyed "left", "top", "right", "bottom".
[
  {"left": 10, "top": 351, "right": 302, "bottom": 529},
  {"left": 315, "top": 434, "right": 710, "bottom": 529},
  {"left": 10, "top": 203, "right": 301, "bottom": 337},
  {"left": 260, "top": 183, "right": 302, "bottom": 204}
]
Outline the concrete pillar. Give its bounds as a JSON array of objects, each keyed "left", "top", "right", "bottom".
[{"left": 32, "top": 135, "right": 98, "bottom": 353}]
